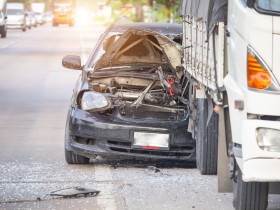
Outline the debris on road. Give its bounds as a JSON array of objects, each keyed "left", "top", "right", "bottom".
[
  {"left": 50, "top": 187, "right": 100, "bottom": 198},
  {"left": 147, "top": 166, "right": 161, "bottom": 173}
]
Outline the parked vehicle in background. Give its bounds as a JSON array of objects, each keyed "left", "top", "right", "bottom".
[
  {"left": 6, "top": 3, "right": 26, "bottom": 32},
  {"left": 31, "top": 3, "right": 45, "bottom": 25},
  {"left": 28, "top": 11, "right": 37, "bottom": 28},
  {"left": 25, "top": 12, "right": 32, "bottom": 29},
  {"left": 34, "top": 12, "right": 45, "bottom": 25},
  {"left": 179, "top": 0, "right": 280, "bottom": 209},
  {"left": 52, "top": 0, "right": 75, "bottom": 27},
  {"left": 43, "top": 11, "right": 53, "bottom": 22},
  {"left": 0, "top": 0, "right": 7, "bottom": 38},
  {"left": 62, "top": 23, "right": 195, "bottom": 164}
]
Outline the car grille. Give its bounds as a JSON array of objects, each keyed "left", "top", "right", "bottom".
[{"left": 107, "top": 140, "right": 194, "bottom": 158}]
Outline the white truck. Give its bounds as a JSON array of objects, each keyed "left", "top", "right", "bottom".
[
  {"left": 31, "top": 3, "right": 45, "bottom": 25},
  {"left": 6, "top": 2, "right": 27, "bottom": 31},
  {"left": 179, "top": 0, "right": 280, "bottom": 209}
]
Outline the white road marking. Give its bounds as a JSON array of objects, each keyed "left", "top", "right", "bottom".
[
  {"left": 1, "top": 41, "right": 16, "bottom": 49},
  {"left": 94, "top": 164, "right": 117, "bottom": 210}
]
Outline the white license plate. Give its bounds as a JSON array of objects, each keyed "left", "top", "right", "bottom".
[{"left": 132, "top": 132, "right": 170, "bottom": 150}]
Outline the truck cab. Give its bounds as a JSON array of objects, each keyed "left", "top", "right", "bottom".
[
  {"left": 179, "top": 0, "right": 280, "bottom": 209},
  {"left": 6, "top": 3, "right": 26, "bottom": 32},
  {"left": 52, "top": 0, "right": 75, "bottom": 27}
]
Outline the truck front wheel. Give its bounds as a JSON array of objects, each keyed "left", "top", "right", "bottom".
[
  {"left": 233, "top": 165, "right": 269, "bottom": 210},
  {"left": 196, "top": 99, "right": 218, "bottom": 175}
]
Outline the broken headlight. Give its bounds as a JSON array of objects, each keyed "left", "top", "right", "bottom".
[{"left": 81, "top": 92, "right": 112, "bottom": 112}]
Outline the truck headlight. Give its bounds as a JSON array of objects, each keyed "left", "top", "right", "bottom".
[
  {"left": 256, "top": 128, "right": 280, "bottom": 152},
  {"left": 81, "top": 92, "right": 112, "bottom": 112},
  {"left": 247, "top": 47, "right": 280, "bottom": 92}
]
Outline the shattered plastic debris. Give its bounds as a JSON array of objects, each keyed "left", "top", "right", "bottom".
[
  {"left": 147, "top": 166, "right": 161, "bottom": 173},
  {"left": 50, "top": 187, "right": 100, "bottom": 198}
]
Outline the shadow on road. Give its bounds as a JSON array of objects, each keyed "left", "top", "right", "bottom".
[{"left": 91, "top": 158, "right": 196, "bottom": 169}]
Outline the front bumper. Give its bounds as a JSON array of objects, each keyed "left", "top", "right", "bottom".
[
  {"left": 66, "top": 108, "right": 195, "bottom": 161},
  {"left": 234, "top": 119, "right": 280, "bottom": 182},
  {"left": 53, "top": 17, "right": 73, "bottom": 24}
]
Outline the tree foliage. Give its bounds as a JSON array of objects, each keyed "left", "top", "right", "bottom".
[{"left": 155, "top": 0, "right": 178, "bottom": 9}]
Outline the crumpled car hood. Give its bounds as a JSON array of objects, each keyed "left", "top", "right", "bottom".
[{"left": 94, "top": 28, "right": 183, "bottom": 79}]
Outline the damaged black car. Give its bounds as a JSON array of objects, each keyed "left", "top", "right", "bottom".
[{"left": 62, "top": 23, "right": 195, "bottom": 164}]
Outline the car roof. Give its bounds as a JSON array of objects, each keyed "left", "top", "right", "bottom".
[{"left": 110, "top": 23, "right": 183, "bottom": 35}]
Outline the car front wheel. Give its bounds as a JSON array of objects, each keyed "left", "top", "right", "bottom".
[{"left": 65, "top": 148, "right": 90, "bottom": 164}]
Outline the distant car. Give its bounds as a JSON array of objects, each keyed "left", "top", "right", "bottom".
[
  {"left": 62, "top": 23, "right": 195, "bottom": 164},
  {"left": 0, "top": 11, "right": 7, "bottom": 38},
  {"left": 6, "top": 3, "right": 27, "bottom": 32}
]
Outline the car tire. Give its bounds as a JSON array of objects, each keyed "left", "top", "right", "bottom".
[
  {"left": 233, "top": 165, "right": 269, "bottom": 210},
  {"left": 64, "top": 117, "right": 90, "bottom": 164},
  {"left": 65, "top": 148, "right": 90, "bottom": 164},
  {"left": 22, "top": 27, "right": 26, "bottom": 32},
  {"left": 196, "top": 99, "right": 218, "bottom": 175}
]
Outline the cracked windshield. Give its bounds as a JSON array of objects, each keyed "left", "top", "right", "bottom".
[{"left": 1, "top": 0, "right": 280, "bottom": 210}]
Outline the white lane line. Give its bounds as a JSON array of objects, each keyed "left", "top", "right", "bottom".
[
  {"left": 94, "top": 164, "right": 117, "bottom": 210},
  {"left": 1, "top": 41, "right": 16, "bottom": 49}
]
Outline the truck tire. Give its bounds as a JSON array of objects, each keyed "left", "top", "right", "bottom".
[
  {"left": 233, "top": 165, "right": 269, "bottom": 210},
  {"left": 196, "top": 99, "right": 218, "bottom": 175}
]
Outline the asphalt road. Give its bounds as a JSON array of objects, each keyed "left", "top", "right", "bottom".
[{"left": 0, "top": 22, "right": 279, "bottom": 210}]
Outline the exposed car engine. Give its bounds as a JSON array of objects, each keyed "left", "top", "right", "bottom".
[{"left": 79, "top": 28, "right": 187, "bottom": 120}]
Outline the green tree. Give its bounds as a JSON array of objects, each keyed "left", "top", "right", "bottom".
[
  {"left": 107, "top": 0, "right": 180, "bottom": 22},
  {"left": 155, "top": 0, "right": 179, "bottom": 22}
]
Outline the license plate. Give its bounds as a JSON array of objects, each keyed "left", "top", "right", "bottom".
[{"left": 132, "top": 132, "right": 170, "bottom": 150}]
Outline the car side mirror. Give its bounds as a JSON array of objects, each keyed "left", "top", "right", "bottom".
[
  {"left": 62, "top": 55, "right": 82, "bottom": 70},
  {"left": 4, "top": 16, "right": 7, "bottom": 20}
]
